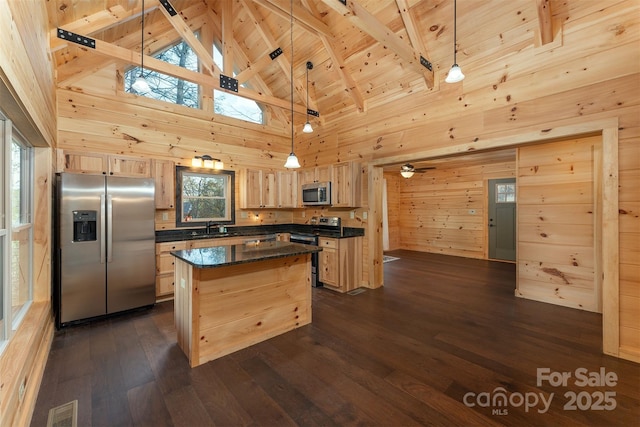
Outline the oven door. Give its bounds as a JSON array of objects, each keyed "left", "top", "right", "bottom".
[{"left": 290, "top": 234, "right": 321, "bottom": 287}]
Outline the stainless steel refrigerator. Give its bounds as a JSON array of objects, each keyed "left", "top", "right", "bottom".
[{"left": 55, "top": 173, "right": 156, "bottom": 327}]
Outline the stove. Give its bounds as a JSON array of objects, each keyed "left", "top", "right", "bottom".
[{"left": 289, "top": 217, "right": 341, "bottom": 287}]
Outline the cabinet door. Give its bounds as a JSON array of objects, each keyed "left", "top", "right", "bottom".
[
  {"left": 262, "top": 170, "right": 278, "bottom": 208},
  {"left": 277, "top": 171, "right": 298, "bottom": 208},
  {"left": 332, "top": 162, "right": 361, "bottom": 207},
  {"left": 108, "top": 155, "right": 151, "bottom": 177},
  {"left": 241, "top": 169, "right": 263, "bottom": 208},
  {"left": 299, "top": 168, "right": 317, "bottom": 186},
  {"left": 316, "top": 165, "right": 332, "bottom": 183},
  {"left": 319, "top": 238, "right": 339, "bottom": 288},
  {"left": 63, "top": 151, "right": 108, "bottom": 175},
  {"left": 153, "top": 159, "right": 175, "bottom": 209}
]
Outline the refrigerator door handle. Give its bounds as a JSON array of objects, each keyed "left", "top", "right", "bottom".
[
  {"left": 107, "top": 195, "right": 113, "bottom": 263},
  {"left": 100, "top": 194, "right": 106, "bottom": 264}
]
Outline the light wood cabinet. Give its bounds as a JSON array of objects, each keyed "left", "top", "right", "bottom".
[
  {"left": 152, "top": 159, "right": 175, "bottom": 209},
  {"left": 156, "top": 241, "right": 189, "bottom": 299},
  {"left": 277, "top": 170, "right": 298, "bottom": 208},
  {"left": 240, "top": 168, "right": 277, "bottom": 208},
  {"left": 331, "top": 161, "right": 361, "bottom": 207},
  {"left": 319, "top": 236, "right": 362, "bottom": 293},
  {"left": 299, "top": 165, "right": 332, "bottom": 186},
  {"left": 62, "top": 150, "right": 151, "bottom": 178}
]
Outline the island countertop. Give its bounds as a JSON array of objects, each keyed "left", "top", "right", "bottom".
[{"left": 171, "top": 240, "right": 321, "bottom": 269}]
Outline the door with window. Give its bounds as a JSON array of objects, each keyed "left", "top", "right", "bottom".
[{"left": 488, "top": 178, "right": 516, "bottom": 261}]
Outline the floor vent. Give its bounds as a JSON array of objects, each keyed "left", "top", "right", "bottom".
[
  {"left": 347, "top": 288, "right": 366, "bottom": 296},
  {"left": 46, "top": 400, "right": 78, "bottom": 427}
]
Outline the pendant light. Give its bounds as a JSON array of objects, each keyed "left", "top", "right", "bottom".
[
  {"left": 445, "top": 0, "right": 465, "bottom": 84},
  {"left": 302, "top": 61, "right": 313, "bottom": 134},
  {"left": 132, "top": 0, "right": 151, "bottom": 93},
  {"left": 284, "top": 0, "right": 301, "bottom": 169}
]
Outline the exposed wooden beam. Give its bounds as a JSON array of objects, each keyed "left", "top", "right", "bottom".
[
  {"left": 252, "top": 0, "right": 334, "bottom": 39},
  {"left": 221, "top": 0, "right": 234, "bottom": 77},
  {"left": 235, "top": 0, "right": 284, "bottom": 84},
  {"left": 56, "top": 4, "right": 206, "bottom": 85},
  {"left": 156, "top": 0, "right": 221, "bottom": 78},
  {"left": 320, "top": 0, "right": 434, "bottom": 89},
  {"left": 536, "top": 0, "right": 554, "bottom": 45},
  {"left": 203, "top": 7, "right": 291, "bottom": 125},
  {"left": 395, "top": 0, "right": 435, "bottom": 90},
  {"left": 49, "top": 0, "right": 161, "bottom": 53},
  {"left": 302, "top": 0, "right": 365, "bottom": 113},
  {"left": 56, "top": 31, "right": 307, "bottom": 114}
]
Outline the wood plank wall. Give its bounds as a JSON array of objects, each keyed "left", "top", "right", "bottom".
[
  {"left": 1, "top": 2, "right": 56, "bottom": 426},
  {"left": 385, "top": 160, "right": 516, "bottom": 260},
  {"left": 51, "top": 0, "right": 639, "bottom": 364},
  {"left": 516, "top": 135, "right": 600, "bottom": 312}
]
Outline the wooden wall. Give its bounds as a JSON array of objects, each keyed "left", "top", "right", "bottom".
[
  {"left": 385, "top": 159, "right": 516, "bottom": 259},
  {"left": 517, "top": 135, "right": 601, "bottom": 313},
  {"left": 0, "top": 1, "right": 55, "bottom": 426}
]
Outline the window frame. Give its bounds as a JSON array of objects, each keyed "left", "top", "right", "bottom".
[
  {"left": 0, "top": 111, "right": 34, "bottom": 353},
  {"left": 175, "top": 166, "right": 235, "bottom": 228}
]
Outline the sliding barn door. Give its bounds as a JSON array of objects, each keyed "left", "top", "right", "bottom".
[{"left": 516, "top": 135, "right": 602, "bottom": 312}]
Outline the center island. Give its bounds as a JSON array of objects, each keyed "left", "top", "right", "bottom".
[{"left": 171, "top": 240, "right": 321, "bottom": 367}]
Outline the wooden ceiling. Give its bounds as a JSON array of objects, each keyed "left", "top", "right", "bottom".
[{"left": 46, "top": 0, "right": 555, "bottom": 130}]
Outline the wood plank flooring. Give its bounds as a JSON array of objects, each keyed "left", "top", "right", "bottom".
[{"left": 31, "top": 250, "right": 640, "bottom": 426}]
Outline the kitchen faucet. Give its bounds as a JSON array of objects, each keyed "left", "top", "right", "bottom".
[{"left": 205, "top": 221, "right": 216, "bottom": 234}]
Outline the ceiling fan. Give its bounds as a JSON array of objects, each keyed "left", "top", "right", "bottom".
[{"left": 400, "top": 163, "right": 435, "bottom": 178}]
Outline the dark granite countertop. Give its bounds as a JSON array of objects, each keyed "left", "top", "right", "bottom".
[
  {"left": 171, "top": 241, "right": 322, "bottom": 268},
  {"left": 156, "top": 223, "right": 364, "bottom": 243}
]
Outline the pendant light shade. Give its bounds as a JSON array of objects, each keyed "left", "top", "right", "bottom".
[
  {"left": 445, "top": 0, "right": 464, "bottom": 84},
  {"left": 133, "top": 0, "right": 151, "bottom": 93},
  {"left": 445, "top": 64, "right": 465, "bottom": 83},
  {"left": 285, "top": 0, "right": 301, "bottom": 168},
  {"left": 303, "top": 61, "right": 313, "bottom": 134}
]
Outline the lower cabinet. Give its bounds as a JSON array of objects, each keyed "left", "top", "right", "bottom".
[
  {"left": 319, "top": 236, "right": 362, "bottom": 293},
  {"left": 155, "top": 235, "right": 269, "bottom": 300},
  {"left": 156, "top": 241, "right": 189, "bottom": 300}
]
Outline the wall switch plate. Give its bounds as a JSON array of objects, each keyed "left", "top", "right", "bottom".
[
  {"left": 363, "top": 212, "right": 368, "bottom": 220},
  {"left": 350, "top": 211, "right": 355, "bottom": 219},
  {"left": 301, "top": 211, "right": 306, "bottom": 218},
  {"left": 18, "top": 379, "right": 26, "bottom": 402},
  {"left": 181, "top": 278, "right": 186, "bottom": 289},
  {"left": 162, "top": 212, "right": 169, "bottom": 221},
  {"left": 240, "top": 211, "right": 248, "bottom": 219}
]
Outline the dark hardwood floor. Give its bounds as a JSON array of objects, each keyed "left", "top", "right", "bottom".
[{"left": 31, "top": 250, "right": 639, "bottom": 426}]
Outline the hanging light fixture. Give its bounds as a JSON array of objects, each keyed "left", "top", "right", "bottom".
[
  {"left": 302, "top": 61, "right": 314, "bottom": 134},
  {"left": 284, "top": 0, "right": 301, "bottom": 169},
  {"left": 445, "top": 0, "right": 465, "bottom": 84},
  {"left": 400, "top": 164, "right": 415, "bottom": 179},
  {"left": 132, "top": 0, "right": 151, "bottom": 93}
]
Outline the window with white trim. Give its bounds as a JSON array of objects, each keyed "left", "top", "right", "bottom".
[{"left": 0, "top": 111, "right": 34, "bottom": 352}]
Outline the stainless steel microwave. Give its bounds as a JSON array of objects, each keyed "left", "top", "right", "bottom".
[{"left": 302, "top": 182, "right": 331, "bottom": 206}]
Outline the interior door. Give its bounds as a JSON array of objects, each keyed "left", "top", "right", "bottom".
[{"left": 488, "top": 178, "right": 516, "bottom": 261}]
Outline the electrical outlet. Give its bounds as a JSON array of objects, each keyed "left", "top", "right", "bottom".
[
  {"left": 240, "top": 211, "right": 248, "bottom": 219},
  {"left": 301, "top": 211, "right": 306, "bottom": 218},
  {"left": 162, "top": 212, "right": 169, "bottom": 221},
  {"left": 350, "top": 211, "right": 355, "bottom": 219},
  {"left": 18, "top": 379, "right": 26, "bottom": 403},
  {"left": 362, "top": 212, "right": 367, "bottom": 220}
]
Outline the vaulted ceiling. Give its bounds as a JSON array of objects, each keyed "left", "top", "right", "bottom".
[{"left": 46, "top": 0, "right": 555, "bottom": 137}]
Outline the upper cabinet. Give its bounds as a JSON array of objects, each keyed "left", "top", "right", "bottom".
[
  {"left": 239, "top": 168, "right": 282, "bottom": 209},
  {"left": 277, "top": 170, "right": 298, "bottom": 208},
  {"left": 61, "top": 150, "right": 151, "bottom": 178},
  {"left": 299, "top": 165, "right": 332, "bottom": 186},
  {"left": 331, "top": 162, "right": 362, "bottom": 207},
  {"left": 152, "top": 159, "right": 175, "bottom": 209}
]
